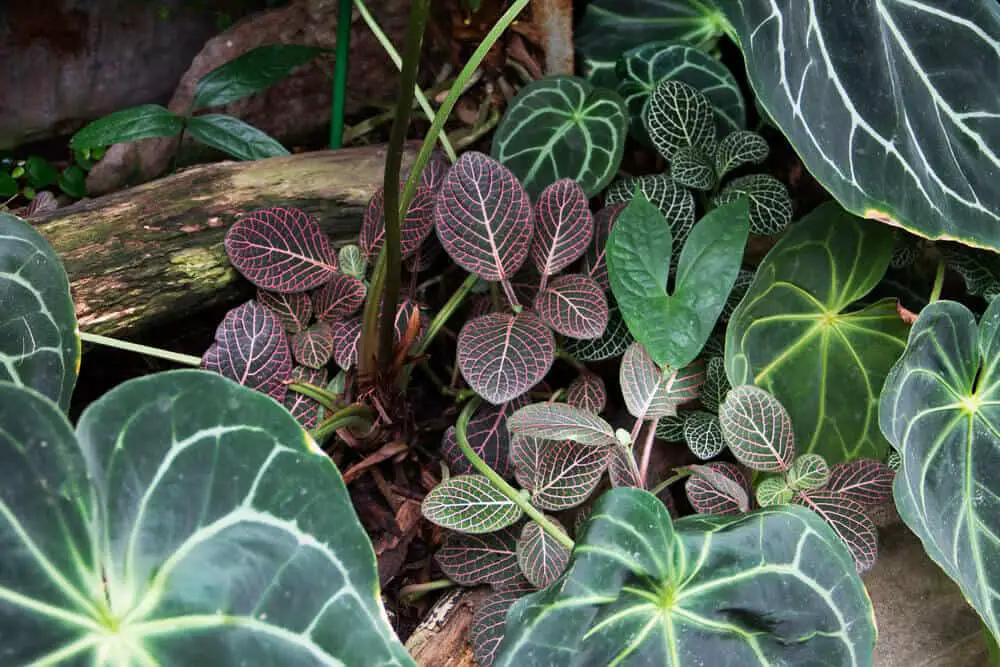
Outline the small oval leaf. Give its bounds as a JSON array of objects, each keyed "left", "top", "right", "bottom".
[
  {"left": 312, "top": 273, "right": 367, "bottom": 321},
  {"left": 338, "top": 244, "right": 367, "bottom": 279},
  {"left": 421, "top": 475, "right": 524, "bottom": 534},
  {"left": 683, "top": 410, "right": 726, "bottom": 460},
  {"left": 713, "top": 174, "right": 792, "bottom": 236},
  {"left": 787, "top": 453, "right": 831, "bottom": 491},
  {"left": 583, "top": 203, "right": 625, "bottom": 291},
  {"left": 507, "top": 402, "right": 617, "bottom": 448},
  {"left": 441, "top": 398, "right": 528, "bottom": 478},
  {"left": 284, "top": 365, "right": 326, "bottom": 429},
  {"left": 715, "top": 131, "right": 769, "bottom": 177},
  {"left": 719, "top": 384, "right": 795, "bottom": 472},
  {"left": 796, "top": 490, "right": 878, "bottom": 573},
  {"left": 826, "top": 459, "right": 895, "bottom": 508},
  {"left": 290, "top": 321, "right": 335, "bottom": 369},
  {"left": 608, "top": 442, "right": 642, "bottom": 488},
  {"left": 471, "top": 587, "right": 531, "bottom": 667},
  {"left": 257, "top": 288, "right": 312, "bottom": 333},
  {"left": 517, "top": 519, "right": 570, "bottom": 588},
  {"left": 605, "top": 173, "right": 696, "bottom": 246},
  {"left": 511, "top": 437, "right": 612, "bottom": 511},
  {"left": 756, "top": 475, "right": 793, "bottom": 507},
  {"left": 620, "top": 342, "right": 705, "bottom": 419},
  {"left": 361, "top": 185, "right": 437, "bottom": 260},
  {"left": 561, "top": 301, "right": 635, "bottom": 362},
  {"left": 436, "top": 526, "right": 522, "bottom": 586},
  {"left": 332, "top": 316, "right": 363, "bottom": 370},
  {"left": 686, "top": 462, "right": 752, "bottom": 515},
  {"left": 201, "top": 300, "right": 292, "bottom": 401},
  {"left": 457, "top": 312, "right": 555, "bottom": 404},
  {"left": 565, "top": 374, "right": 607, "bottom": 413},
  {"left": 530, "top": 179, "right": 593, "bottom": 276},
  {"left": 535, "top": 273, "right": 609, "bottom": 340},
  {"left": 646, "top": 79, "right": 716, "bottom": 160}
]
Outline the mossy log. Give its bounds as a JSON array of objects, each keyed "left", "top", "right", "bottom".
[{"left": 28, "top": 144, "right": 417, "bottom": 337}]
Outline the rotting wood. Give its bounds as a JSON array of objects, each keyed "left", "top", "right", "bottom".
[
  {"left": 533, "top": 0, "right": 574, "bottom": 76},
  {"left": 27, "top": 144, "right": 417, "bottom": 338},
  {"left": 405, "top": 587, "right": 489, "bottom": 667}
]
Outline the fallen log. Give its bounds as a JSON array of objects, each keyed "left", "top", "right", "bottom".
[
  {"left": 405, "top": 587, "right": 488, "bottom": 667},
  {"left": 28, "top": 144, "right": 416, "bottom": 337}
]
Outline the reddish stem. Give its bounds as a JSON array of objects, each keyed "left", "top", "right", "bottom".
[{"left": 638, "top": 417, "right": 660, "bottom": 488}]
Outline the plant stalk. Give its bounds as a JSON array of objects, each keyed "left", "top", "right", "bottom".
[
  {"left": 399, "top": 579, "right": 456, "bottom": 602},
  {"left": 649, "top": 468, "right": 693, "bottom": 497},
  {"left": 415, "top": 272, "right": 479, "bottom": 356},
  {"left": 637, "top": 417, "right": 660, "bottom": 488},
  {"left": 929, "top": 257, "right": 946, "bottom": 303},
  {"left": 287, "top": 381, "right": 341, "bottom": 411},
  {"left": 78, "top": 332, "right": 202, "bottom": 367},
  {"left": 454, "top": 397, "right": 575, "bottom": 552},
  {"left": 310, "top": 403, "right": 374, "bottom": 443},
  {"left": 329, "top": 0, "right": 353, "bottom": 148}
]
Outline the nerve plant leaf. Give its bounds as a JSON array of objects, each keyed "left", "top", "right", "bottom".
[
  {"left": 535, "top": 273, "right": 609, "bottom": 339},
  {"left": 565, "top": 374, "right": 607, "bottom": 413},
  {"left": 607, "top": 442, "right": 642, "bottom": 488},
  {"left": 493, "top": 488, "right": 876, "bottom": 666},
  {"left": 421, "top": 474, "right": 523, "bottom": 533},
  {"left": 670, "top": 146, "right": 715, "bottom": 190},
  {"left": 583, "top": 203, "right": 624, "bottom": 291},
  {"left": 826, "top": 459, "right": 895, "bottom": 508},
  {"left": 201, "top": 300, "right": 292, "bottom": 401},
  {"left": 530, "top": 178, "right": 593, "bottom": 276},
  {"left": 412, "top": 149, "right": 451, "bottom": 192},
  {"left": 442, "top": 397, "right": 529, "bottom": 478},
  {"left": 713, "top": 174, "right": 792, "bottom": 236},
  {"left": 620, "top": 342, "right": 705, "bottom": 419},
  {"left": 361, "top": 185, "right": 437, "bottom": 260},
  {"left": 714, "top": 131, "right": 769, "bottom": 177},
  {"left": 257, "top": 288, "right": 312, "bottom": 333},
  {"left": 436, "top": 526, "right": 522, "bottom": 586},
  {"left": 655, "top": 413, "right": 688, "bottom": 442},
  {"left": 284, "top": 365, "right": 326, "bottom": 429},
  {"left": 290, "top": 321, "right": 335, "bottom": 369},
  {"left": 684, "top": 410, "right": 725, "bottom": 460},
  {"left": 457, "top": 312, "right": 555, "bottom": 404},
  {"left": 312, "top": 273, "right": 366, "bottom": 321},
  {"left": 686, "top": 462, "right": 752, "bottom": 515},
  {"left": 332, "top": 316, "right": 362, "bottom": 370},
  {"left": 719, "top": 385, "right": 795, "bottom": 472},
  {"left": 756, "top": 475, "right": 793, "bottom": 507},
  {"left": 517, "top": 519, "right": 571, "bottom": 588},
  {"left": 561, "top": 301, "right": 635, "bottom": 362},
  {"left": 787, "top": 453, "right": 830, "bottom": 491},
  {"left": 472, "top": 587, "right": 532, "bottom": 667},
  {"left": 338, "top": 245, "right": 366, "bottom": 279},
  {"left": 700, "top": 356, "right": 729, "bottom": 412},
  {"left": 435, "top": 151, "right": 534, "bottom": 281},
  {"left": 225, "top": 207, "right": 337, "bottom": 292},
  {"left": 507, "top": 402, "right": 617, "bottom": 448},
  {"left": 605, "top": 173, "right": 696, "bottom": 245},
  {"left": 510, "top": 436, "right": 612, "bottom": 511},
  {"left": 795, "top": 490, "right": 878, "bottom": 573},
  {"left": 645, "top": 79, "right": 716, "bottom": 160}
]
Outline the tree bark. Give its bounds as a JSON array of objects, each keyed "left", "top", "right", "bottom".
[{"left": 28, "top": 144, "right": 416, "bottom": 338}]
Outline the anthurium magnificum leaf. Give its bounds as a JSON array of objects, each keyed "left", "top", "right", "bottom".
[
  {"left": 312, "top": 272, "right": 366, "bottom": 322},
  {"left": 620, "top": 342, "right": 705, "bottom": 419},
  {"left": 827, "top": 459, "right": 895, "bottom": 508},
  {"left": 201, "top": 300, "right": 292, "bottom": 402},
  {"left": 361, "top": 184, "right": 437, "bottom": 260},
  {"left": 715, "top": 0, "right": 1000, "bottom": 251},
  {"left": 510, "top": 436, "right": 612, "bottom": 511},
  {"left": 719, "top": 384, "right": 795, "bottom": 472},
  {"left": 186, "top": 114, "right": 290, "bottom": 161},
  {"left": 290, "top": 321, "right": 335, "bottom": 369},
  {"left": 494, "top": 487, "right": 876, "bottom": 666},
  {"left": 795, "top": 490, "right": 878, "bottom": 574},
  {"left": 685, "top": 462, "right": 752, "bottom": 515},
  {"left": 645, "top": 80, "right": 717, "bottom": 160},
  {"left": 0, "top": 371, "right": 414, "bottom": 666},
  {"left": 517, "top": 519, "right": 571, "bottom": 589},
  {"left": 491, "top": 76, "right": 628, "bottom": 198},
  {"left": 0, "top": 212, "right": 78, "bottom": 411},
  {"left": 257, "top": 288, "right": 312, "bottom": 333},
  {"left": 561, "top": 301, "right": 634, "bottom": 362},
  {"left": 530, "top": 178, "right": 593, "bottom": 277},
  {"left": 565, "top": 374, "right": 607, "bottom": 413},
  {"left": 457, "top": 312, "right": 555, "bottom": 404},
  {"left": 422, "top": 474, "right": 524, "bottom": 534},
  {"left": 435, "top": 151, "right": 534, "bottom": 281},
  {"left": 70, "top": 104, "right": 183, "bottom": 149},
  {"left": 193, "top": 44, "right": 328, "bottom": 110},
  {"left": 225, "top": 207, "right": 337, "bottom": 292},
  {"left": 436, "top": 526, "right": 522, "bottom": 587},
  {"left": 534, "top": 273, "right": 609, "bottom": 340},
  {"left": 725, "top": 202, "right": 908, "bottom": 463},
  {"left": 507, "top": 402, "right": 617, "bottom": 448},
  {"left": 878, "top": 297, "right": 1000, "bottom": 635}
]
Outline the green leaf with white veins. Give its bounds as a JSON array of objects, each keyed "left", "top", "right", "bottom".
[
  {"left": 491, "top": 76, "right": 627, "bottom": 198},
  {"left": 713, "top": 174, "right": 793, "bottom": 236},
  {"left": 493, "top": 487, "right": 876, "bottom": 666},
  {"left": 715, "top": 0, "right": 1000, "bottom": 251},
  {"left": 645, "top": 80, "right": 716, "bottom": 160},
  {"left": 879, "top": 296, "right": 1000, "bottom": 638},
  {"left": 0, "top": 370, "right": 414, "bottom": 666},
  {"left": 422, "top": 475, "right": 524, "bottom": 533}
]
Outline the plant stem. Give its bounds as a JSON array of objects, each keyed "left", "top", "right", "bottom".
[
  {"left": 353, "top": 0, "right": 456, "bottom": 161},
  {"left": 501, "top": 280, "right": 521, "bottom": 312},
  {"left": 329, "top": 0, "right": 353, "bottom": 148},
  {"left": 929, "top": 257, "right": 946, "bottom": 303},
  {"left": 399, "top": 579, "right": 456, "bottom": 602},
  {"left": 310, "top": 403, "right": 374, "bottom": 443},
  {"left": 637, "top": 417, "right": 660, "bottom": 488},
  {"left": 649, "top": 468, "right": 693, "bottom": 497},
  {"left": 454, "top": 397, "right": 575, "bottom": 551},
  {"left": 415, "top": 273, "right": 479, "bottom": 356},
  {"left": 78, "top": 332, "right": 202, "bottom": 367},
  {"left": 287, "top": 381, "right": 341, "bottom": 410}
]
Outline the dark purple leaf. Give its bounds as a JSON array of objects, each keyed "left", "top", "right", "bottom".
[
  {"left": 409, "top": 149, "right": 451, "bottom": 192},
  {"left": 685, "top": 462, "right": 752, "bottom": 515},
  {"left": 565, "top": 374, "right": 607, "bottom": 413},
  {"left": 312, "top": 273, "right": 367, "bottom": 321},
  {"left": 620, "top": 342, "right": 705, "bottom": 419},
  {"left": 440, "top": 397, "right": 528, "bottom": 478},
  {"left": 517, "top": 518, "right": 570, "bottom": 588},
  {"left": 608, "top": 443, "right": 642, "bottom": 488},
  {"left": 795, "top": 490, "right": 878, "bottom": 573},
  {"left": 827, "top": 459, "right": 896, "bottom": 507},
  {"left": 583, "top": 203, "right": 625, "bottom": 291},
  {"left": 529, "top": 178, "right": 593, "bottom": 277},
  {"left": 332, "top": 316, "right": 362, "bottom": 370},
  {"left": 435, "top": 526, "right": 521, "bottom": 586},
  {"left": 404, "top": 235, "right": 443, "bottom": 272},
  {"left": 284, "top": 365, "right": 327, "bottom": 429},
  {"left": 457, "top": 311, "right": 555, "bottom": 404},
  {"left": 256, "top": 288, "right": 313, "bottom": 334},
  {"left": 471, "top": 587, "right": 532, "bottom": 667},
  {"left": 434, "top": 151, "right": 534, "bottom": 281},
  {"left": 360, "top": 185, "right": 436, "bottom": 260},
  {"left": 201, "top": 300, "right": 292, "bottom": 401},
  {"left": 510, "top": 263, "right": 542, "bottom": 307},
  {"left": 510, "top": 436, "right": 611, "bottom": 511},
  {"left": 534, "top": 273, "right": 609, "bottom": 340},
  {"left": 224, "top": 207, "right": 337, "bottom": 292},
  {"left": 290, "top": 321, "right": 335, "bottom": 369}
]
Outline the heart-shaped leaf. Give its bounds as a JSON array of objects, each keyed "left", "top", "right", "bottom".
[
  {"left": 436, "top": 526, "right": 522, "bottom": 586},
  {"left": 0, "top": 212, "right": 78, "bottom": 411},
  {"left": 471, "top": 587, "right": 532, "bottom": 667},
  {"left": 713, "top": 174, "right": 793, "bottom": 236},
  {"left": 715, "top": 130, "right": 769, "bottom": 177},
  {"left": 507, "top": 402, "right": 617, "bottom": 448},
  {"left": 284, "top": 365, "right": 326, "bottom": 429},
  {"left": 826, "top": 459, "right": 895, "bottom": 508},
  {"left": 670, "top": 146, "right": 715, "bottom": 190},
  {"left": 517, "top": 519, "right": 571, "bottom": 589},
  {"left": 361, "top": 184, "right": 437, "bottom": 260},
  {"left": 457, "top": 312, "right": 555, "bottom": 404},
  {"left": 530, "top": 178, "right": 593, "bottom": 277},
  {"left": 435, "top": 151, "right": 534, "bottom": 281},
  {"left": 561, "top": 301, "right": 635, "bottom": 362},
  {"left": 795, "top": 490, "right": 878, "bottom": 573},
  {"left": 510, "top": 437, "right": 612, "bottom": 511},
  {"left": 716, "top": 0, "right": 1000, "bottom": 251},
  {"left": 605, "top": 173, "right": 696, "bottom": 245},
  {"left": 421, "top": 474, "right": 524, "bottom": 534},
  {"left": 441, "top": 397, "right": 528, "bottom": 478},
  {"left": 534, "top": 273, "right": 608, "bottom": 340},
  {"left": 787, "top": 453, "right": 831, "bottom": 491},
  {"left": 491, "top": 76, "right": 628, "bottom": 197},
  {"left": 565, "top": 374, "right": 607, "bottom": 413},
  {"left": 645, "top": 80, "right": 716, "bottom": 160},
  {"left": 719, "top": 384, "right": 795, "bottom": 472},
  {"left": 620, "top": 342, "right": 705, "bottom": 419},
  {"left": 257, "top": 288, "right": 312, "bottom": 333},
  {"left": 201, "top": 300, "right": 292, "bottom": 401},
  {"left": 583, "top": 203, "right": 625, "bottom": 291},
  {"left": 290, "top": 321, "right": 335, "bottom": 369},
  {"left": 332, "top": 316, "right": 363, "bottom": 370},
  {"left": 493, "top": 487, "right": 876, "bottom": 665},
  {"left": 312, "top": 272, "right": 367, "bottom": 321},
  {"left": 192, "top": 44, "right": 328, "bottom": 109},
  {"left": 225, "top": 207, "right": 337, "bottom": 292},
  {"left": 186, "top": 114, "right": 290, "bottom": 161},
  {"left": 725, "top": 202, "right": 909, "bottom": 463},
  {"left": 0, "top": 370, "right": 414, "bottom": 665},
  {"left": 879, "top": 297, "right": 1000, "bottom": 635},
  {"left": 616, "top": 42, "right": 746, "bottom": 145},
  {"left": 686, "top": 462, "right": 752, "bottom": 515}
]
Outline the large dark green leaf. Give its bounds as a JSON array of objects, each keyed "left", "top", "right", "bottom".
[
  {"left": 494, "top": 487, "right": 875, "bottom": 665},
  {"left": 716, "top": 0, "right": 1000, "bottom": 251},
  {"left": 491, "top": 76, "right": 627, "bottom": 198},
  {"left": 725, "top": 202, "right": 909, "bottom": 464},
  {"left": 187, "top": 114, "right": 290, "bottom": 161},
  {"left": 0, "top": 371, "right": 414, "bottom": 665},
  {"left": 0, "top": 213, "right": 78, "bottom": 410},
  {"left": 193, "top": 44, "right": 328, "bottom": 110},
  {"left": 879, "top": 297, "right": 1000, "bottom": 637},
  {"left": 70, "top": 105, "right": 183, "bottom": 149}
]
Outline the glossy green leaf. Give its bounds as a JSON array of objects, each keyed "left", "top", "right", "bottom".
[
  {"left": 507, "top": 402, "right": 617, "bottom": 448},
  {"left": 58, "top": 165, "right": 87, "bottom": 199},
  {"left": 879, "top": 297, "right": 1000, "bottom": 636},
  {"left": 24, "top": 156, "right": 57, "bottom": 189},
  {"left": 787, "top": 453, "right": 831, "bottom": 491},
  {"left": 422, "top": 475, "right": 524, "bottom": 534},
  {"left": 713, "top": 174, "right": 793, "bottom": 236},
  {"left": 193, "top": 44, "right": 328, "bottom": 110},
  {"left": 0, "top": 212, "right": 79, "bottom": 410},
  {"left": 714, "top": 130, "right": 769, "bottom": 177},
  {"left": 491, "top": 76, "right": 628, "bottom": 197},
  {"left": 187, "top": 114, "right": 290, "bottom": 161},
  {"left": 725, "top": 202, "right": 909, "bottom": 464},
  {"left": 494, "top": 487, "right": 876, "bottom": 665},
  {"left": 517, "top": 519, "right": 570, "bottom": 589},
  {"left": 70, "top": 104, "right": 183, "bottom": 149},
  {"left": 0, "top": 371, "right": 414, "bottom": 665},
  {"left": 716, "top": 0, "right": 1000, "bottom": 251}
]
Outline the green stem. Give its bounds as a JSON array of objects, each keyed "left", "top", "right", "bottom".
[
  {"left": 353, "top": 0, "right": 456, "bottom": 161},
  {"left": 454, "top": 397, "right": 575, "bottom": 552},
  {"left": 287, "top": 381, "right": 341, "bottom": 411},
  {"left": 310, "top": 403, "right": 374, "bottom": 443},
  {"left": 78, "top": 332, "right": 201, "bottom": 367},
  {"left": 649, "top": 468, "right": 693, "bottom": 497},
  {"left": 929, "top": 258, "right": 946, "bottom": 303},
  {"left": 415, "top": 272, "right": 478, "bottom": 356},
  {"left": 399, "top": 579, "right": 456, "bottom": 601},
  {"left": 329, "top": 0, "right": 353, "bottom": 148}
]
